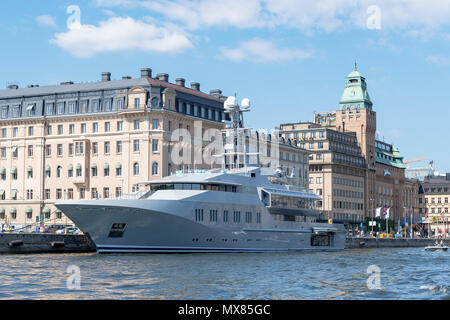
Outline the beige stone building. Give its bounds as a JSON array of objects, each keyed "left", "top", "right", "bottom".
[
  {"left": 420, "top": 174, "right": 450, "bottom": 237},
  {"left": 0, "top": 68, "right": 226, "bottom": 230},
  {"left": 280, "top": 122, "right": 366, "bottom": 225},
  {"left": 280, "top": 67, "right": 423, "bottom": 232}
]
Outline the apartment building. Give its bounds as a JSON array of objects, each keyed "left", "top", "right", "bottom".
[
  {"left": 0, "top": 68, "right": 226, "bottom": 228},
  {"left": 420, "top": 174, "right": 450, "bottom": 237},
  {"left": 280, "top": 66, "right": 421, "bottom": 229}
]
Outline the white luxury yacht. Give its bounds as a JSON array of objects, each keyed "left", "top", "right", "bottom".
[{"left": 55, "top": 96, "right": 346, "bottom": 253}]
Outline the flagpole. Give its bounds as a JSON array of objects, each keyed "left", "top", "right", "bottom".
[{"left": 371, "top": 199, "right": 374, "bottom": 236}]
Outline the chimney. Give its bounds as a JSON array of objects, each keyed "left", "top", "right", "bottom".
[
  {"left": 141, "top": 68, "right": 152, "bottom": 78},
  {"left": 122, "top": 76, "right": 132, "bottom": 80},
  {"left": 102, "top": 72, "right": 111, "bottom": 82},
  {"left": 157, "top": 73, "right": 169, "bottom": 82},
  {"left": 191, "top": 82, "right": 200, "bottom": 91},
  {"left": 176, "top": 78, "right": 185, "bottom": 87},
  {"left": 210, "top": 89, "right": 222, "bottom": 98},
  {"left": 8, "top": 84, "right": 19, "bottom": 90}
]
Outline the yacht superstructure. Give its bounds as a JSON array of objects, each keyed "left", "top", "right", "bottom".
[{"left": 55, "top": 95, "right": 346, "bottom": 253}]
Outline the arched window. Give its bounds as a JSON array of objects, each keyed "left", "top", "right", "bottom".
[
  {"left": 57, "top": 166, "right": 62, "bottom": 178},
  {"left": 133, "top": 163, "right": 139, "bottom": 176},
  {"left": 152, "top": 162, "right": 159, "bottom": 176}
]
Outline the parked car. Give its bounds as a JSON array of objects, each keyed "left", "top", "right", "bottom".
[{"left": 56, "top": 227, "right": 80, "bottom": 235}]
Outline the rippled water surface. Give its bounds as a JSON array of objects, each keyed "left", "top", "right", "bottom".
[{"left": 0, "top": 248, "right": 449, "bottom": 299}]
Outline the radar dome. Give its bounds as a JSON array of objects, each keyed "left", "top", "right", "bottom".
[
  {"left": 241, "top": 98, "right": 250, "bottom": 110},
  {"left": 224, "top": 96, "right": 238, "bottom": 111}
]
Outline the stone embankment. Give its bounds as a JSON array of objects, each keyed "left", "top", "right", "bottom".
[
  {"left": 346, "top": 237, "right": 450, "bottom": 249},
  {"left": 0, "top": 233, "right": 96, "bottom": 254}
]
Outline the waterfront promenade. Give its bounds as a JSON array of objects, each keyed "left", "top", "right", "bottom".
[{"left": 346, "top": 236, "right": 449, "bottom": 249}]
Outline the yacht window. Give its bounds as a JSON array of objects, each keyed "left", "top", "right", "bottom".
[{"left": 150, "top": 183, "right": 238, "bottom": 192}]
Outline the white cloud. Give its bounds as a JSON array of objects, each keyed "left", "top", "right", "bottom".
[
  {"left": 50, "top": 17, "right": 192, "bottom": 58},
  {"left": 36, "top": 15, "right": 57, "bottom": 27},
  {"left": 220, "top": 38, "right": 314, "bottom": 63},
  {"left": 92, "top": 0, "right": 450, "bottom": 34}
]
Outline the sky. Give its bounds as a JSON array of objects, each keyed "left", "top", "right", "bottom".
[{"left": 1, "top": 0, "right": 450, "bottom": 172}]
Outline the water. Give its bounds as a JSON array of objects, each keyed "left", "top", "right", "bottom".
[{"left": 0, "top": 248, "right": 449, "bottom": 300}]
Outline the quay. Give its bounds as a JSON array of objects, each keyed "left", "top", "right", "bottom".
[
  {"left": 0, "top": 233, "right": 96, "bottom": 254},
  {"left": 1, "top": 233, "right": 448, "bottom": 254},
  {"left": 346, "top": 236, "right": 450, "bottom": 249}
]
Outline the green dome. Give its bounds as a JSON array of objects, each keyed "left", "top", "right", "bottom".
[{"left": 347, "top": 69, "right": 363, "bottom": 78}]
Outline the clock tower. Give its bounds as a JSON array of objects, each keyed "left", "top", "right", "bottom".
[{"left": 335, "top": 65, "right": 377, "bottom": 219}]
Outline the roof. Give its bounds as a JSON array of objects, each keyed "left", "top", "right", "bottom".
[
  {"left": 347, "top": 70, "right": 363, "bottom": 78},
  {"left": 375, "top": 143, "right": 406, "bottom": 169},
  {"left": 146, "top": 78, "right": 224, "bottom": 103},
  {"left": 0, "top": 78, "right": 149, "bottom": 99},
  {"left": 0, "top": 77, "right": 224, "bottom": 104}
]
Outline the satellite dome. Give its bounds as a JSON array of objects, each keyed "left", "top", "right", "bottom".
[
  {"left": 241, "top": 98, "right": 250, "bottom": 110},
  {"left": 224, "top": 96, "right": 238, "bottom": 111}
]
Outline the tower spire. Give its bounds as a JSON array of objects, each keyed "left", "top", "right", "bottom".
[{"left": 354, "top": 61, "right": 358, "bottom": 71}]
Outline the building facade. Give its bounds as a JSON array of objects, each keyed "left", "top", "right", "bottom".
[
  {"left": 420, "top": 174, "right": 450, "bottom": 237},
  {"left": 280, "top": 67, "right": 422, "bottom": 229},
  {"left": 0, "top": 68, "right": 226, "bottom": 229},
  {"left": 280, "top": 122, "right": 365, "bottom": 225}
]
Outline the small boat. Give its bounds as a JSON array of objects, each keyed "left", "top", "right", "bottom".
[{"left": 425, "top": 242, "right": 449, "bottom": 252}]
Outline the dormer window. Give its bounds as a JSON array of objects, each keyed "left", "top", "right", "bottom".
[{"left": 27, "top": 104, "right": 35, "bottom": 116}]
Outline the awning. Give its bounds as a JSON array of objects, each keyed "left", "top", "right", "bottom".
[
  {"left": 10, "top": 208, "right": 16, "bottom": 214},
  {"left": 10, "top": 167, "right": 17, "bottom": 174},
  {"left": 116, "top": 163, "right": 122, "bottom": 169},
  {"left": 312, "top": 227, "right": 339, "bottom": 234},
  {"left": 11, "top": 190, "right": 17, "bottom": 198},
  {"left": 76, "top": 164, "right": 82, "bottom": 170},
  {"left": 25, "top": 207, "right": 32, "bottom": 214},
  {"left": 0, "top": 168, "right": 5, "bottom": 174},
  {"left": 91, "top": 164, "right": 97, "bottom": 169},
  {"left": 12, "top": 147, "right": 17, "bottom": 152},
  {"left": 27, "top": 166, "right": 33, "bottom": 172},
  {"left": 0, "top": 190, "right": 4, "bottom": 196},
  {"left": 68, "top": 165, "right": 73, "bottom": 170},
  {"left": 0, "top": 208, "right": 4, "bottom": 214},
  {"left": 42, "top": 207, "right": 51, "bottom": 214},
  {"left": 104, "top": 163, "right": 110, "bottom": 169},
  {"left": 45, "top": 165, "right": 51, "bottom": 172},
  {"left": 26, "top": 104, "right": 35, "bottom": 111}
]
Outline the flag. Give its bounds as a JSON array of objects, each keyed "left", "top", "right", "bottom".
[
  {"left": 382, "top": 206, "right": 387, "bottom": 218},
  {"left": 375, "top": 207, "right": 381, "bottom": 218},
  {"left": 385, "top": 207, "right": 390, "bottom": 220},
  {"left": 425, "top": 211, "right": 429, "bottom": 219},
  {"left": 441, "top": 213, "right": 445, "bottom": 222}
]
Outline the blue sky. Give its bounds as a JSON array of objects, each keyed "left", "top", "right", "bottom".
[{"left": 1, "top": 0, "right": 450, "bottom": 172}]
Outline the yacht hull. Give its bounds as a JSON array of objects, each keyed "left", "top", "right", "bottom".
[{"left": 56, "top": 200, "right": 346, "bottom": 253}]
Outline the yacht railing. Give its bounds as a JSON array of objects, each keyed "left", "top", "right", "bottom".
[{"left": 117, "top": 191, "right": 152, "bottom": 200}]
